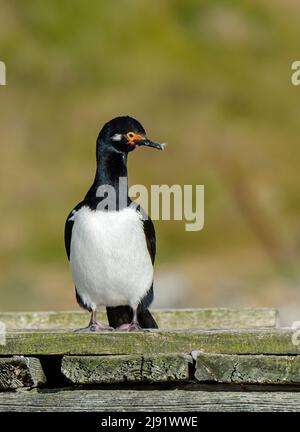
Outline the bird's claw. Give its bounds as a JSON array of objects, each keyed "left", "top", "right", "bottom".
[
  {"left": 75, "top": 322, "right": 114, "bottom": 332},
  {"left": 116, "top": 322, "right": 143, "bottom": 332}
]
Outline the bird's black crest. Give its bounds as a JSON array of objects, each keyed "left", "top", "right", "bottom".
[{"left": 98, "top": 116, "right": 146, "bottom": 141}]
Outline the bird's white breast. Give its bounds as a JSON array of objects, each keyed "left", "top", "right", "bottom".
[{"left": 69, "top": 206, "right": 153, "bottom": 310}]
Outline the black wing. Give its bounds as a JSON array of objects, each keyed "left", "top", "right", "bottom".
[
  {"left": 142, "top": 215, "right": 156, "bottom": 265},
  {"left": 64, "top": 201, "right": 85, "bottom": 260},
  {"left": 65, "top": 201, "right": 93, "bottom": 311}
]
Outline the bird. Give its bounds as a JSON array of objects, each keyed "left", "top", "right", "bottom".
[{"left": 64, "top": 116, "right": 165, "bottom": 331}]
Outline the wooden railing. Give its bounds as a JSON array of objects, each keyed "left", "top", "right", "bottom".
[{"left": 0, "top": 308, "right": 300, "bottom": 412}]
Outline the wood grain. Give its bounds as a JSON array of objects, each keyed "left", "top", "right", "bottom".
[
  {"left": 61, "top": 354, "right": 192, "bottom": 384},
  {"left": 0, "top": 308, "right": 278, "bottom": 330},
  {"left": 1, "top": 388, "right": 300, "bottom": 412},
  {"left": 0, "top": 328, "right": 297, "bottom": 356},
  {"left": 0, "top": 357, "right": 46, "bottom": 390},
  {"left": 194, "top": 352, "right": 300, "bottom": 384}
]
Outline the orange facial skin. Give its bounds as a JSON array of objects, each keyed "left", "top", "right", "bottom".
[{"left": 127, "top": 132, "right": 145, "bottom": 145}]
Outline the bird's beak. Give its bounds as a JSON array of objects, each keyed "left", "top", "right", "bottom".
[{"left": 134, "top": 137, "right": 165, "bottom": 151}]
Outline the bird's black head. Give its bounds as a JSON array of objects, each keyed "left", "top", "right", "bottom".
[{"left": 97, "top": 116, "right": 165, "bottom": 154}]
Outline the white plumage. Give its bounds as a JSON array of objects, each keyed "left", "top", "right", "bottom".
[{"left": 69, "top": 206, "right": 153, "bottom": 310}]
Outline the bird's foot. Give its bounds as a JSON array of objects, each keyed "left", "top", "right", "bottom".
[
  {"left": 116, "top": 322, "right": 142, "bottom": 332},
  {"left": 75, "top": 322, "right": 114, "bottom": 332}
]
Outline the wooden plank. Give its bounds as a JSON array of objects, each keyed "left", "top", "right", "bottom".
[
  {"left": 61, "top": 354, "right": 192, "bottom": 384},
  {"left": 153, "top": 308, "right": 278, "bottom": 329},
  {"left": 1, "top": 388, "right": 300, "bottom": 412},
  {"left": 0, "top": 328, "right": 298, "bottom": 356},
  {"left": 0, "top": 308, "right": 278, "bottom": 330},
  {"left": 0, "top": 357, "right": 46, "bottom": 390},
  {"left": 194, "top": 352, "right": 300, "bottom": 384}
]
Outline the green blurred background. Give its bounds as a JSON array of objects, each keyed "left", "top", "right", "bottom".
[{"left": 1, "top": 0, "right": 300, "bottom": 324}]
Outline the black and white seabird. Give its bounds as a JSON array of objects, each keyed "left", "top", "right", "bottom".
[{"left": 64, "top": 116, "right": 165, "bottom": 331}]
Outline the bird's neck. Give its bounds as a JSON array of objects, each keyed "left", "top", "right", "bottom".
[{"left": 86, "top": 147, "right": 129, "bottom": 207}]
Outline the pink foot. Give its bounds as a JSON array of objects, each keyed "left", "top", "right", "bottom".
[
  {"left": 116, "top": 322, "right": 142, "bottom": 332},
  {"left": 75, "top": 322, "right": 114, "bottom": 332}
]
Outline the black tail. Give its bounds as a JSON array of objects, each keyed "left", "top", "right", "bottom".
[{"left": 106, "top": 305, "right": 158, "bottom": 329}]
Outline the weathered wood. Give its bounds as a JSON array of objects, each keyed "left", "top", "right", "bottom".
[
  {"left": 0, "top": 328, "right": 298, "bottom": 356},
  {"left": 0, "top": 308, "right": 278, "bottom": 330},
  {"left": 61, "top": 354, "right": 192, "bottom": 384},
  {"left": 194, "top": 352, "right": 300, "bottom": 384},
  {"left": 0, "top": 357, "right": 46, "bottom": 390},
  {"left": 1, "top": 388, "right": 300, "bottom": 412}
]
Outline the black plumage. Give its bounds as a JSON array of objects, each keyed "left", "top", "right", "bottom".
[{"left": 64, "top": 116, "right": 164, "bottom": 331}]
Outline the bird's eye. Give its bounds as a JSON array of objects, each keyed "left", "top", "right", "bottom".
[{"left": 127, "top": 132, "right": 135, "bottom": 139}]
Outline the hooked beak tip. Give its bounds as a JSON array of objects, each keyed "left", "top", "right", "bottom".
[{"left": 134, "top": 138, "right": 166, "bottom": 151}]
